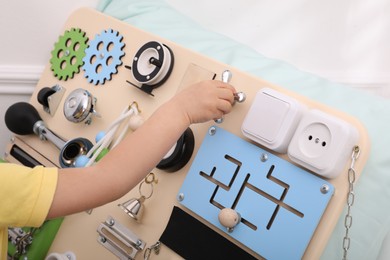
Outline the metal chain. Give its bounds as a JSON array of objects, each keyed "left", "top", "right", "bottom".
[{"left": 342, "top": 145, "right": 360, "bottom": 260}]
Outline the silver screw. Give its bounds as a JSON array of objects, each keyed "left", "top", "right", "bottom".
[
  {"left": 136, "top": 239, "right": 143, "bottom": 246},
  {"left": 320, "top": 184, "right": 330, "bottom": 194},
  {"left": 178, "top": 193, "right": 185, "bottom": 201},
  {"left": 208, "top": 126, "right": 217, "bottom": 136},
  {"left": 100, "top": 236, "right": 107, "bottom": 243},
  {"left": 260, "top": 153, "right": 268, "bottom": 162},
  {"left": 52, "top": 84, "right": 62, "bottom": 91},
  {"left": 227, "top": 227, "right": 234, "bottom": 233},
  {"left": 107, "top": 218, "right": 115, "bottom": 226}
]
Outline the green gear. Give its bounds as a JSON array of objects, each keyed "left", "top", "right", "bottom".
[{"left": 50, "top": 28, "right": 88, "bottom": 80}]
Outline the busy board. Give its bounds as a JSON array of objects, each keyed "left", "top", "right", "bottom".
[{"left": 4, "top": 7, "right": 369, "bottom": 260}]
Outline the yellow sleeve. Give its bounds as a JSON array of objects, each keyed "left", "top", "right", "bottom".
[{"left": 0, "top": 164, "right": 58, "bottom": 228}]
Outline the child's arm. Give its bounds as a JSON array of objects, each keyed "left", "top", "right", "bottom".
[{"left": 47, "top": 80, "right": 235, "bottom": 218}]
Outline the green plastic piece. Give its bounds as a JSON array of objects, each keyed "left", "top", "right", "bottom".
[
  {"left": 8, "top": 218, "right": 64, "bottom": 259},
  {"left": 95, "top": 147, "right": 109, "bottom": 162}
]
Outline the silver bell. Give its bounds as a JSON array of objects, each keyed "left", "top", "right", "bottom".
[{"left": 118, "top": 196, "right": 145, "bottom": 222}]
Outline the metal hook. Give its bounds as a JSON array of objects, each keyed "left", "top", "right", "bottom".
[
  {"left": 130, "top": 101, "right": 141, "bottom": 113},
  {"left": 144, "top": 241, "right": 161, "bottom": 260}
]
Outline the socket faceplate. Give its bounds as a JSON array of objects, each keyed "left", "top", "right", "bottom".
[{"left": 287, "top": 109, "right": 359, "bottom": 178}]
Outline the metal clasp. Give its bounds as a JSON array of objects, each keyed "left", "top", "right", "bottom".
[
  {"left": 144, "top": 241, "right": 161, "bottom": 260},
  {"left": 97, "top": 216, "right": 146, "bottom": 260}
]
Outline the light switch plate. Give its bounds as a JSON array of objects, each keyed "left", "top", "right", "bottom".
[{"left": 241, "top": 88, "right": 306, "bottom": 153}]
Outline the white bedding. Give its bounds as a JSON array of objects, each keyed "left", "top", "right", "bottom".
[{"left": 166, "top": 0, "right": 390, "bottom": 99}]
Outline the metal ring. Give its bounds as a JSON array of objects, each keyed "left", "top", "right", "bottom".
[
  {"left": 130, "top": 101, "right": 141, "bottom": 113},
  {"left": 145, "top": 172, "right": 157, "bottom": 184},
  {"left": 138, "top": 181, "right": 153, "bottom": 199}
]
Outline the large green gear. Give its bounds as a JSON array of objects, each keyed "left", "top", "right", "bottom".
[{"left": 50, "top": 28, "right": 88, "bottom": 80}]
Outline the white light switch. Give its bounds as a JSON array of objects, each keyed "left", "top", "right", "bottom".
[{"left": 241, "top": 88, "right": 306, "bottom": 153}]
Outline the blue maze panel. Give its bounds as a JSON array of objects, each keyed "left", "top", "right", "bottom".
[{"left": 178, "top": 126, "right": 334, "bottom": 260}]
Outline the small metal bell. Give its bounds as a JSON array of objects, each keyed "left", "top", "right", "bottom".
[
  {"left": 118, "top": 196, "right": 146, "bottom": 222},
  {"left": 118, "top": 173, "right": 157, "bottom": 222}
]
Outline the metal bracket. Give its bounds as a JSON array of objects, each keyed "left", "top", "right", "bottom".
[
  {"left": 97, "top": 216, "right": 146, "bottom": 260},
  {"left": 8, "top": 227, "right": 33, "bottom": 256},
  {"left": 38, "top": 84, "right": 66, "bottom": 116}
]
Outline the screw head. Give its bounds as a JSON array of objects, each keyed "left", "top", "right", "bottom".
[
  {"left": 208, "top": 126, "right": 217, "bottom": 136},
  {"left": 178, "top": 193, "right": 185, "bottom": 201},
  {"left": 52, "top": 84, "right": 61, "bottom": 91},
  {"left": 260, "top": 153, "right": 268, "bottom": 162},
  {"left": 320, "top": 184, "right": 330, "bottom": 194},
  {"left": 107, "top": 218, "right": 115, "bottom": 226}
]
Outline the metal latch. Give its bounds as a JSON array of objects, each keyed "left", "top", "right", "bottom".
[
  {"left": 97, "top": 216, "right": 146, "bottom": 260},
  {"left": 8, "top": 227, "right": 34, "bottom": 257}
]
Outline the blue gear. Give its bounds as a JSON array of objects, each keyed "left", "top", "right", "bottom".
[{"left": 82, "top": 29, "right": 125, "bottom": 85}]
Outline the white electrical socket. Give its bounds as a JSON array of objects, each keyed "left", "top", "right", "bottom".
[
  {"left": 241, "top": 88, "right": 306, "bottom": 153},
  {"left": 287, "top": 109, "right": 359, "bottom": 179}
]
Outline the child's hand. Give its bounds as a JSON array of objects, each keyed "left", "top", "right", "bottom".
[
  {"left": 47, "top": 80, "right": 236, "bottom": 219},
  {"left": 171, "top": 80, "right": 236, "bottom": 124}
]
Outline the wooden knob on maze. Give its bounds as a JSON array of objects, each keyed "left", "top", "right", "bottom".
[{"left": 218, "top": 208, "right": 241, "bottom": 230}]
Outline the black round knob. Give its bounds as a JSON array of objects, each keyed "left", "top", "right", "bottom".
[
  {"left": 5, "top": 102, "right": 42, "bottom": 135},
  {"left": 157, "top": 127, "right": 194, "bottom": 172},
  {"left": 37, "top": 87, "right": 56, "bottom": 107}
]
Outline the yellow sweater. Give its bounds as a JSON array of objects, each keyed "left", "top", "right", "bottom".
[{"left": 0, "top": 164, "right": 57, "bottom": 259}]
